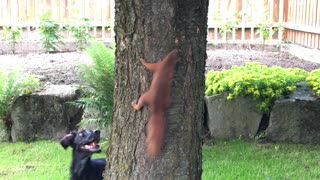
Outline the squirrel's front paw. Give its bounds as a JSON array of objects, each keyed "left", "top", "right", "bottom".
[{"left": 131, "top": 101, "right": 138, "bottom": 110}]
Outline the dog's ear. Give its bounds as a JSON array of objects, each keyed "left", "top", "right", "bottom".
[{"left": 60, "top": 132, "right": 76, "bottom": 149}]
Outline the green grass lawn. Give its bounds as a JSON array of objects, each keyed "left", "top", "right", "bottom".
[
  {"left": 0, "top": 140, "right": 107, "bottom": 180},
  {"left": 203, "top": 140, "right": 320, "bottom": 180},
  {"left": 1, "top": 140, "right": 320, "bottom": 179}
]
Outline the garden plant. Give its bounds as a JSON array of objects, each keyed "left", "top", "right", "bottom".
[
  {"left": 66, "top": 18, "right": 93, "bottom": 51},
  {"left": 215, "top": 13, "right": 240, "bottom": 49},
  {"left": 0, "top": 69, "right": 39, "bottom": 139},
  {"left": 306, "top": 68, "right": 320, "bottom": 96},
  {"left": 255, "top": 12, "right": 283, "bottom": 49},
  {"left": 3, "top": 26, "right": 22, "bottom": 54},
  {"left": 205, "top": 62, "right": 308, "bottom": 112},
  {"left": 75, "top": 41, "right": 115, "bottom": 128},
  {"left": 38, "top": 14, "right": 64, "bottom": 53}
]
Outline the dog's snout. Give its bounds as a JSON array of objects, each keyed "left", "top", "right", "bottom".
[{"left": 94, "top": 130, "right": 100, "bottom": 135}]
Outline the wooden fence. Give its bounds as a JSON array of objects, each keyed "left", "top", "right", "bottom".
[
  {"left": 0, "top": 0, "right": 112, "bottom": 23},
  {"left": 0, "top": 0, "right": 319, "bottom": 49},
  {"left": 207, "top": 0, "right": 283, "bottom": 44},
  {"left": 0, "top": 0, "right": 114, "bottom": 40},
  {"left": 208, "top": 0, "right": 320, "bottom": 49},
  {"left": 284, "top": 0, "right": 320, "bottom": 49}
]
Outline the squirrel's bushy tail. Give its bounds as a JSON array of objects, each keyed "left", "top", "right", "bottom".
[{"left": 146, "top": 113, "right": 166, "bottom": 157}]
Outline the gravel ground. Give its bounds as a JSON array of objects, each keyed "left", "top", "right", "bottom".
[
  {"left": 206, "top": 49, "right": 320, "bottom": 72},
  {"left": 0, "top": 47, "right": 319, "bottom": 88},
  {"left": 0, "top": 52, "right": 91, "bottom": 87}
]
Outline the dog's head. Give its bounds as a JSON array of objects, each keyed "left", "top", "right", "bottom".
[{"left": 60, "top": 130, "right": 102, "bottom": 153}]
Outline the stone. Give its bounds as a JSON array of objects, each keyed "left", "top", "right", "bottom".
[
  {"left": 205, "top": 93, "right": 263, "bottom": 139},
  {"left": 0, "top": 120, "right": 9, "bottom": 142},
  {"left": 80, "top": 108, "right": 110, "bottom": 139},
  {"left": 10, "top": 85, "right": 83, "bottom": 142},
  {"left": 266, "top": 82, "right": 320, "bottom": 143}
]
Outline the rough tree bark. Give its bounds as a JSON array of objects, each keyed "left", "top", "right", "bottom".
[{"left": 104, "top": 0, "right": 208, "bottom": 179}]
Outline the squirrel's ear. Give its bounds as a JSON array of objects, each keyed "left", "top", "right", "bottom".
[{"left": 60, "top": 132, "right": 76, "bottom": 149}]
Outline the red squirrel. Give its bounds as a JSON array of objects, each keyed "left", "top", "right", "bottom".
[{"left": 131, "top": 49, "right": 178, "bottom": 157}]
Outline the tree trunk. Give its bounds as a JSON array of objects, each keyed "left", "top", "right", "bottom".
[{"left": 104, "top": 0, "right": 208, "bottom": 179}]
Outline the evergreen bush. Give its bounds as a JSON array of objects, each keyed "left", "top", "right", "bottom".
[
  {"left": 205, "top": 62, "right": 307, "bottom": 112},
  {"left": 306, "top": 69, "right": 320, "bottom": 96}
]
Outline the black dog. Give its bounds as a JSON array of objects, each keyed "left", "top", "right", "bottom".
[{"left": 60, "top": 130, "right": 106, "bottom": 180}]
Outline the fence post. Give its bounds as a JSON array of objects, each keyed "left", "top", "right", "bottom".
[
  {"left": 110, "top": 0, "right": 115, "bottom": 40},
  {"left": 279, "top": 0, "right": 284, "bottom": 42}
]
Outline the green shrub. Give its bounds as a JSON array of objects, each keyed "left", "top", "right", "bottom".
[
  {"left": 3, "top": 26, "right": 22, "bottom": 54},
  {"left": 38, "top": 14, "right": 64, "bottom": 53},
  {"left": 66, "top": 18, "right": 93, "bottom": 51},
  {"left": 205, "top": 62, "right": 307, "bottom": 112},
  {"left": 76, "top": 41, "right": 115, "bottom": 128},
  {"left": 0, "top": 69, "right": 39, "bottom": 122},
  {"left": 306, "top": 69, "right": 320, "bottom": 96}
]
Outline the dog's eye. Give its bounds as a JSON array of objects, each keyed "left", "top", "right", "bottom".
[{"left": 79, "top": 131, "right": 88, "bottom": 137}]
